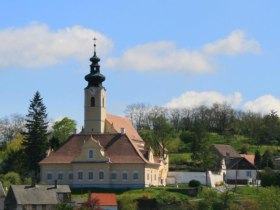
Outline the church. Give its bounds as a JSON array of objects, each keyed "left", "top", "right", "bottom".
[{"left": 39, "top": 43, "right": 169, "bottom": 188}]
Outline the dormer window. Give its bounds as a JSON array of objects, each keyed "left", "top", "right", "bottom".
[{"left": 89, "top": 150, "right": 94, "bottom": 159}]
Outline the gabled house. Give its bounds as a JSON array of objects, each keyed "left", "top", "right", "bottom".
[
  {"left": 83, "top": 193, "right": 118, "bottom": 210},
  {"left": 212, "top": 144, "right": 257, "bottom": 184},
  {"left": 39, "top": 45, "right": 168, "bottom": 188},
  {"left": 4, "top": 184, "right": 71, "bottom": 210}
]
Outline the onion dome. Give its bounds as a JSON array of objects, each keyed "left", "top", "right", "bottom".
[{"left": 85, "top": 38, "right": 106, "bottom": 88}]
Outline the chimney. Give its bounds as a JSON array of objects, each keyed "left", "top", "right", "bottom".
[{"left": 121, "top": 128, "right": 125, "bottom": 135}]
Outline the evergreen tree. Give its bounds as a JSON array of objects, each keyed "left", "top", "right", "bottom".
[
  {"left": 23, "top": 91, "right": 48, "bottom": 179},
  {"left": 254, "top": 149, "right": 262, "bottom": 169}
]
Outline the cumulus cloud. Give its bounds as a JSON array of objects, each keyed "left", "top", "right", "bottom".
[
  {"left": 0, "top": 23, "right": 113, "bottom": 68},
  {"left": 203, "top": 30, "right": 261, "bottom": 55},
  {"left": 105, "top": 42, "right": 214, "bottom": 73},
  {"left": 165, "top": 91, "right": 242, "bottom": 109},
  {"left": 105, "top": 30, "right": 260, "bottom": 73},
  {"left": 243, "top": 95, "right": 280, "bottom": 115}
]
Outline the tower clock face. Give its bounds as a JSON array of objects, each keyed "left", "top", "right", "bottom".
[{"left": 89, "top": 87, "right": 96, "bottom": 96}]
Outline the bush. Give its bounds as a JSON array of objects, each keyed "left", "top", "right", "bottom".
[{"left": 188, "top": 180, "right": 201, "bottom": 188}]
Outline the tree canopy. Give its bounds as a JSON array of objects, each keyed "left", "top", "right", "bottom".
[{"left": 22, "top": 91, "right": 48, "bottom": 179}]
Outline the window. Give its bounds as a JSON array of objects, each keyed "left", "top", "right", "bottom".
[
  {"left": 99, "top": 170, "right": 104, "bottom": 180},
  {"left": 47, "top": 172, "right": 52, "bottom": 180},
  {"left": 154, "top": 173, "right": 157, "bottom": 181},
  {"left": 89, "top": 150, "right": 94, "bottom": 159},
  {"left": 133, "top": 171, "right": 139, "bottom": 180},
  {"left": 88, "top": 171, "right": 94, "bottom": 180},
  {"left": 78, "top": 171, "right": 83, "bottom": 180},
  {"left": 111, "top": 172, "right": 117, "bottom": 180},
  {"left": 102, "top": 97, "right": 105, "bottom": 107},
  {"left": 246, "top": 171, "right": 252, "bottom": 177},
  {"left": 42, "top": 205, "right": 46, "bottom": 210},
  {"left": 122, "top": 171, "right": 128, "bottom": 180},
  {"left": 91, "top": 97, "right": 95, "bottom": 107},
  {"left": 68, "top": 172, "right": 73, "bottom": 180},
  {"left": 147, "top": 173, "right": 150, "bottom": 180},
  {"left": 57, "top": 172, "right": 63, "bottom": 180}
]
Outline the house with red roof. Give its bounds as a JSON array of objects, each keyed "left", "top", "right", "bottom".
[
  {"left": 83, "top": 193, "right": 118, "bottom": 210},
  {"left": 39, "top": 44, "right": 168, "bottom": 188},
  {"left": 212, "top": 144, "right": 257, "bottom": 185}
]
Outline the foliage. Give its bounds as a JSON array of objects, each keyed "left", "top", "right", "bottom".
[
  {"left": 257, "top": 187, "right": 280, "bottom": 210},
  {"left": 261, "top": 149, "right": 275, "bottom": 169},
  {"left": 119, "top": 195, "right": 138, "bottom": 210},
  {"left": 188, "top": 180, "right": 201, "bottom": 188},
  {"left": 0, "top": 171, "right": 21, "bottom": 189},
  {"left": 259, "top": 168, "right": 280, "bottom": 187},
  {"left": 254, "top": 150, "right": 261, "bottom": 169},
  {"left": 240, "top": 144, "right": 249, "bottom": 154},
  {"left": 54, "top": 203, "right": 74, "bottom": 210},
  {"left": 0, "top": 113, "right": 25, "bottom": 143},
  {"left": 52, "top": 117, "right": 76, "bottom": 147},
  {"left": 0, "top": 133, "right": 26, "bottom": 175},
  {"left": 22, "top": 91, "right": 49, "bottom": 178}
]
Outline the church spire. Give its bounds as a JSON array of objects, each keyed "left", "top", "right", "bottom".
[{"left": 85, "top": 37, "right": 106, "bottom": 88}]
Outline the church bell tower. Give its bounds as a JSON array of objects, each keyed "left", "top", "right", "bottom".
[{"left": 84, "top": 38, "right": 106, "bottom": 134}]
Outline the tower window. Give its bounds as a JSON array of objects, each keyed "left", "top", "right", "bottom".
[{"left": 91, "top": 97, "right": 95, "bottom": 107}]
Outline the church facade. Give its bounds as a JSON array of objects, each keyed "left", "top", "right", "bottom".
[{"left": 39, "top": 44, "right": 169, "bottom": 188}]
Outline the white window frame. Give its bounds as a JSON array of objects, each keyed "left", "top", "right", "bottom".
[
  {"left": 133, "top": 171, "right": 139, "bottom": 181},
  {"left": 78, "top": 170, "right": 83, "bottom": 180},
  {"left": 122, "top": 171, "right": 128, "bottom": 181},
  {"left": 88, "top": 170, "right": 94, "bottom": 181},
  {"left": 88, "top": 150, "right": 94, "bottom": 159},
  {"left": 57, "top": 171, "right": 64, "bottom": 180},
  {"left": 99, "top": 170, "right": 104, "bottom": 180},
  {"left": 47, "top": 172, "right": 52, "bottom": 180},
  {"left": 68, "top": 171, "right": 73, "bottom": 181},
  {"left": 111, "top": 171, "right": 117, "bottom": 181}
]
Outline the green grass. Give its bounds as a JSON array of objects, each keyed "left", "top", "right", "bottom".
[
  {"left": 234, "top": 186, "right": 261, "bottom": 200},
  {"left": 169, "top": 153, "right": 192, "bottom": 165}
]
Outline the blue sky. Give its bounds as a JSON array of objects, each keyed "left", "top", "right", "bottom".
[{"left": 1, "top": 1, "right": 280, "bottom": 128}]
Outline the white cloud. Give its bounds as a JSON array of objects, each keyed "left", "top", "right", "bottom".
[
  {"left": 243, "top": 95, "right": 280, "bottom": 115},
  {"left": 105, "top": 42, "right": 214, "bottom": 73},
  {"left": 0, "top": 23, "right": 113, "bottom": 68},
  {"left": 104, "top": 30, "right": 260, "bottom": 73},
  {"left": 165, "top": 91, "right": 242, "bottom": 109},
  {"left": 203, "top": 30, "right": 261, "bottom": 55}
]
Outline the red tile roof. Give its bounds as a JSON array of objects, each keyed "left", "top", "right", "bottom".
[
  {"left": 106, "top": 114, "right": 143, "bottom": 141},
  {"left": 89, "top": 193, "right": 117, "bottom": 206},
  {"left": 240, "top": 154, "right": 255, "bottom": 165},
  {"left": 40, "top": 134, "right": 147, "bottom": 164},
  {"left": 212, "top": 144, "right": 240, "bottom": 158}
]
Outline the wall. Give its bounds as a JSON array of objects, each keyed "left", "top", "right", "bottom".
[
  {"left": 225, "top": 169, "right": 257, "bottom": 181},
  {"left": 167, "top": 171, "right": 223, "bottom": 187},
  {"left": 167, "top": 172, "right": 207, "bottom": 185}
]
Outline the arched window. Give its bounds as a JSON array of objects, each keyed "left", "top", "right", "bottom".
[
  {"left": 91, "top": 97, "right": 95, "bottom": 107},
  {"left": 57, "top": 171, "right": 63, "bottom": 180},
  {"left": 133, "top": 171, "right": 139, "bottom": 180},
  {"left": 99, "top": 170, "right": 104, "bottom": 180},
  {"left": 111, "top": 171, "right": 117, "bottom": 180},
  {"left": 89, "top": 150, "right": 94, "bottom": 159},
  {"left": 122, "top": 171, "right": 128, "bottom": 181},
  {"left": 88, "top": 171, "right": 94, "bottom": 180},
  {"left": 78, "top": 170, "right": 83, "bottom": 180}
]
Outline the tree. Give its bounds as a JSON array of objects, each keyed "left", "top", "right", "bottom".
[
  {"left": 254, "top": 150, "right": 261, "bottom": 169},
  {"left": 0, "top": 113, "right": 25, "bottom": 143},
  {"left": 261, "top": 150, "right": 274, "bottom": 169},
  {"left": 52, "top": 117, "right": 76, "bottom": 146},
  {"left": 151, "top": 116, "right": 175, "bottom": 158},
  {"left": 22, "top": 91, "right": 48, "bottom": 179}
]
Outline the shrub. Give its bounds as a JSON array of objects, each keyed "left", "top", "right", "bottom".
[{"left": 188, "top": 180, "right": 201, "bottom": 188}]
